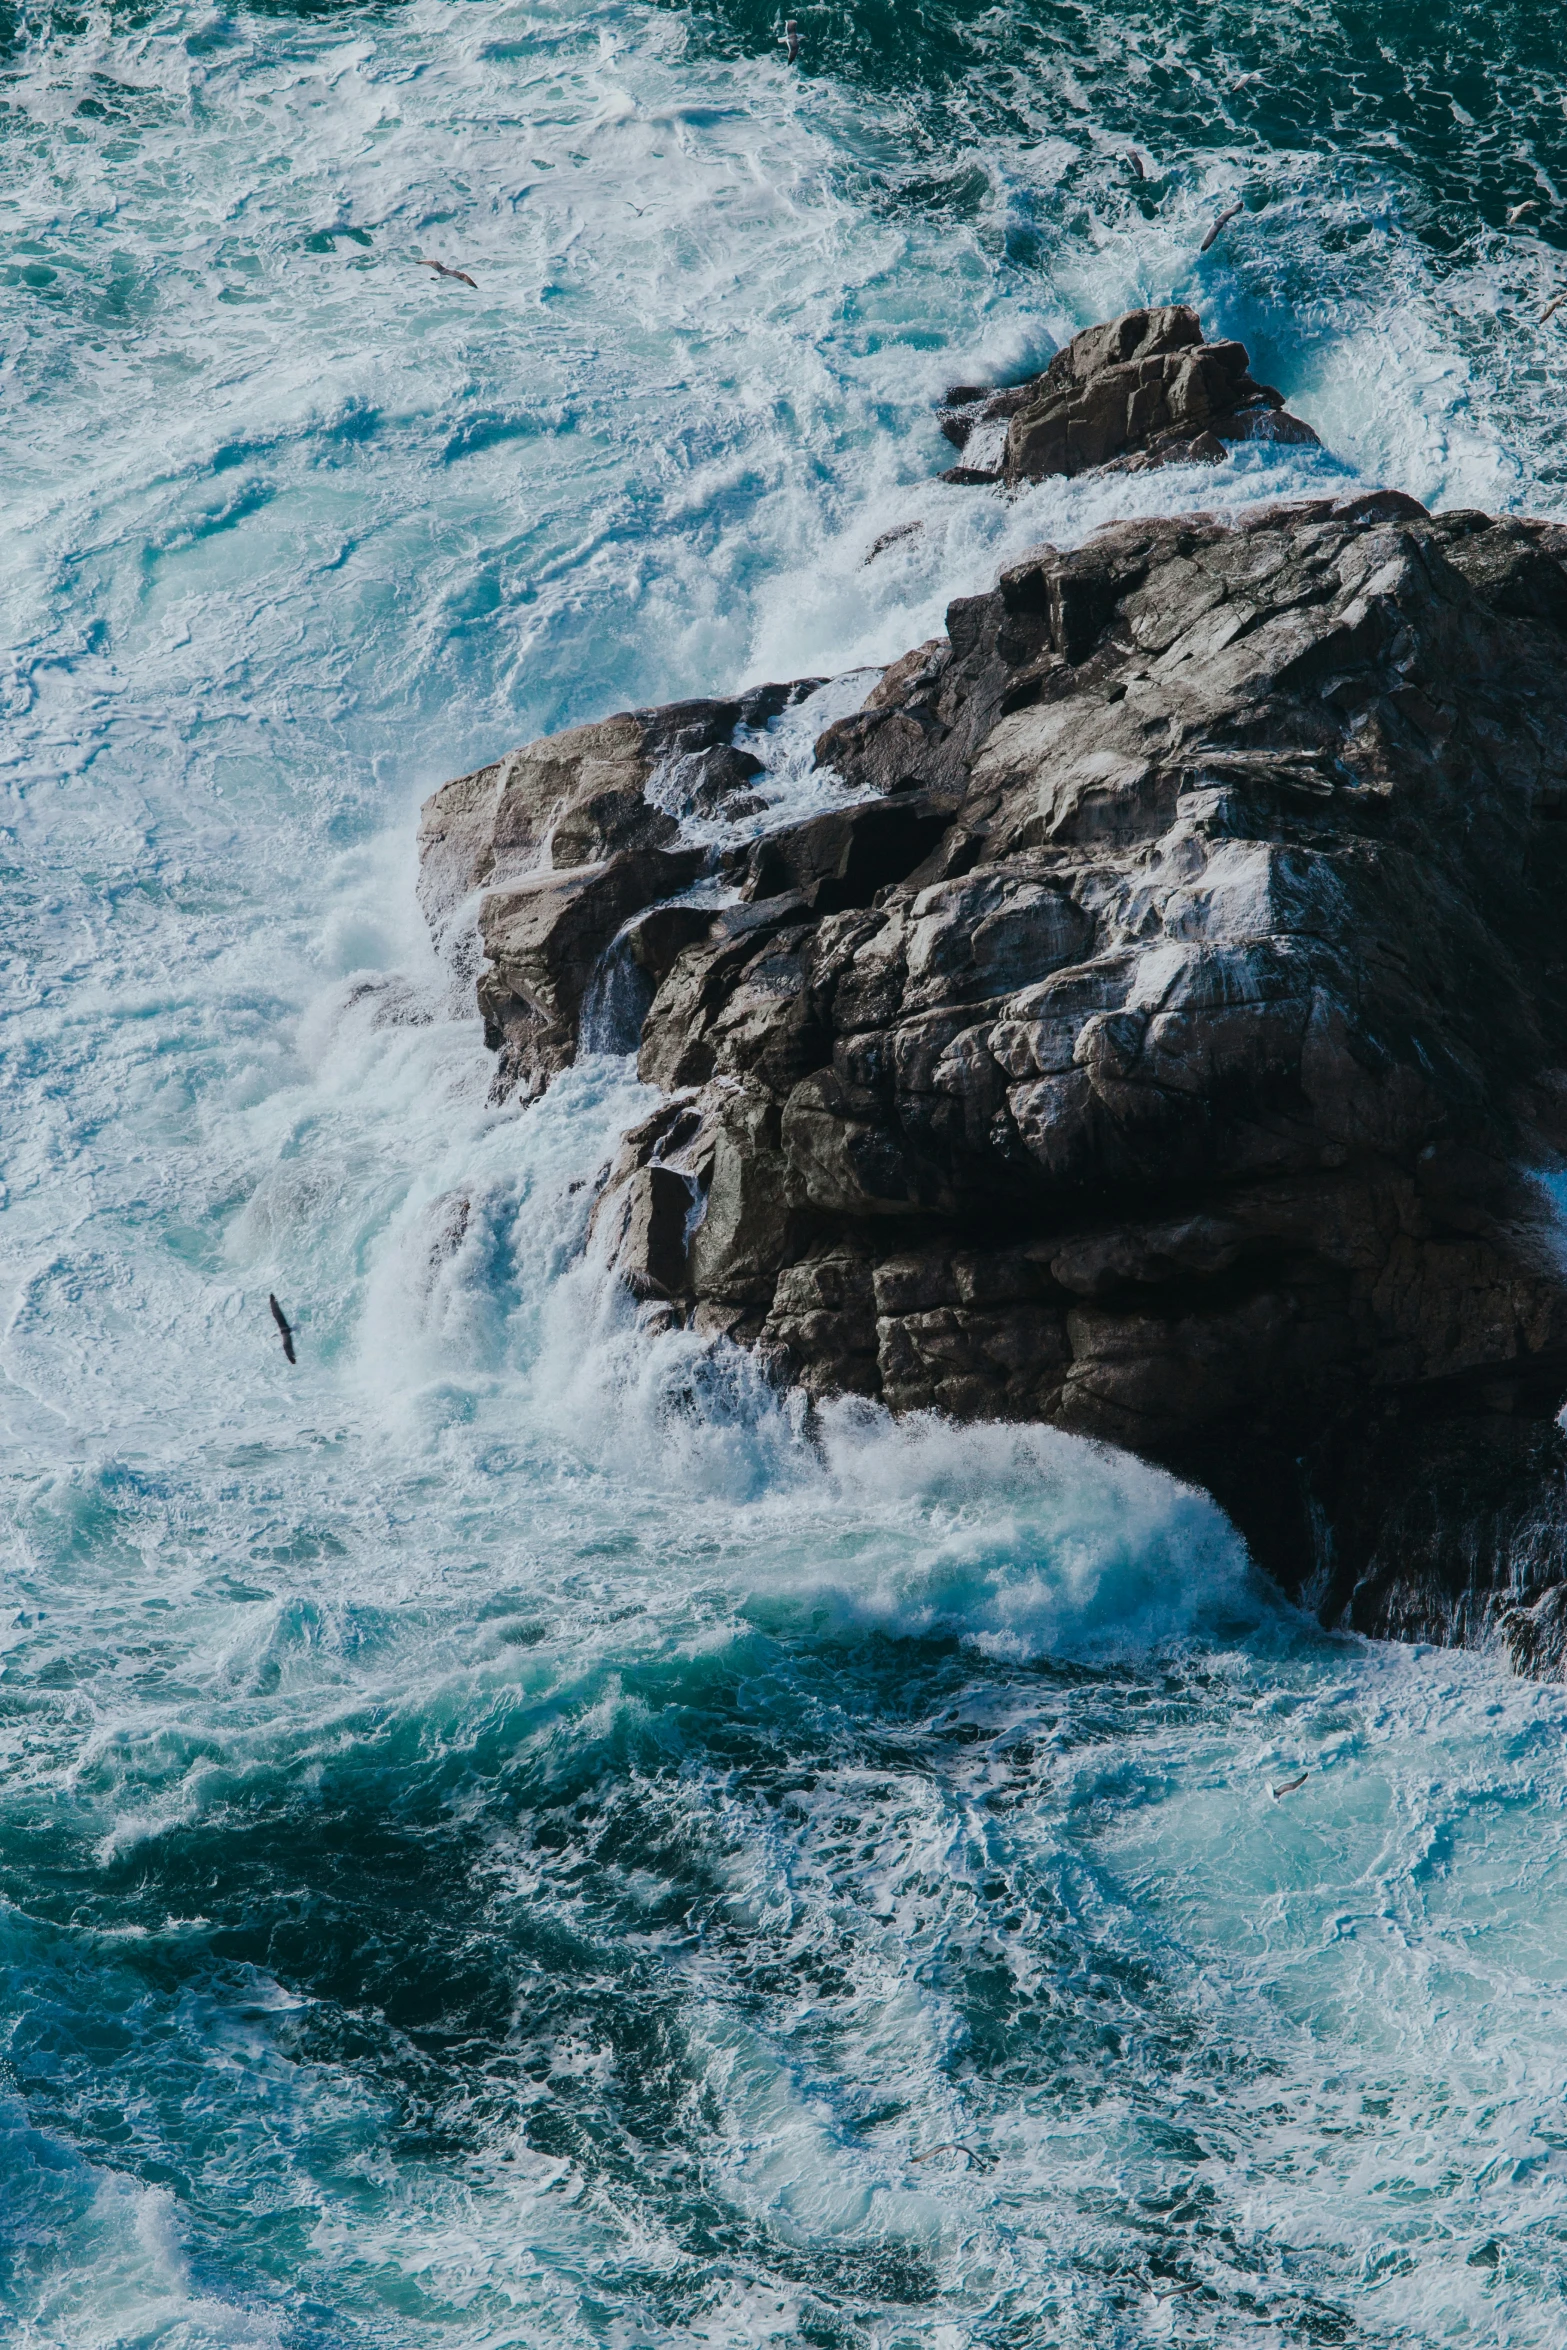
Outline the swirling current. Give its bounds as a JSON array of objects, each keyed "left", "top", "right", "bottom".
[{"left": 4, "top": 0, "right": 1567, "bottom": 2342}]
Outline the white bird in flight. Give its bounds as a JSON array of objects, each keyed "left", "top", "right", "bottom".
[{"left": 1506, "top": 201, "right": 1538, "bottom": 227}]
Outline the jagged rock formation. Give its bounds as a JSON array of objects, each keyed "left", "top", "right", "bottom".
[
  {"left": 938, "top": 303, "right": 1318, "bottom": 486},
  {"left": 418, "top": 682, "right": 820, "bottom": 1091},
  {"left": 418, "top": 309, "right": 1567, "bottom": 1662}
]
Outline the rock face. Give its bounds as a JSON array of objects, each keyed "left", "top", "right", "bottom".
[
  {"left": 420, "top": 310, "right": 1567, "bottom": 1665},
  {"left": 939, "top": 304, "right": 1318, "bottom": 487},
  {"left": 419, "top": 682, "right": 820, "bottom": 1093}
]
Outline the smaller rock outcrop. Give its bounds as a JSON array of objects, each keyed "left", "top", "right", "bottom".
[{"left": 939, "top": 304, "right": 1318, "bottom": 487}]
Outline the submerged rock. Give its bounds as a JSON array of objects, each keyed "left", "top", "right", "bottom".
[
  {"left": 938, "top": 303, "right": 1319, "bottom": 486},
  {"left": 419, "top": 327, "right": 1567, "bottom": 1658}
]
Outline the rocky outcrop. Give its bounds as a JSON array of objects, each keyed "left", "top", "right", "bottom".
[
  {"left": 477, "top": 842, "right": 709, "bottom": 1087},
  {"left": 939, "top": 304, "right": 1318, "bottom": 486},
  {"left": 419, "top": 682, "right": 821, "bottom": 1092},
  {"left": 419, "top": 309, "right": 1567, "bottom": 1663}
]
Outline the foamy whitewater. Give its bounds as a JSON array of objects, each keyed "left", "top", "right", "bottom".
[{"left": 4, "top": 1, "right": 1567, "bottom": 2342}]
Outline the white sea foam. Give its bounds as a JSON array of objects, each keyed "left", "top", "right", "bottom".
[{"left": 5, "top": 0, "right": 1567, "bottom": 2341}]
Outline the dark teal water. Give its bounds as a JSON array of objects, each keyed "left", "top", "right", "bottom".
[{"left": 4, "top": 0, "right": 1567, "bottom": 2343}]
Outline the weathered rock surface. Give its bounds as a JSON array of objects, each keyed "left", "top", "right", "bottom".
[
  {"left": 477, "top": 842, "right": 709, "bottom": 1089},
  {"left": 939, "top": 304, "right": 1319, "bottom": 487},
  {"left": 419, "top": 313, "right": 1567, "bottom": 1666},
  {"left": 419, "top": 681, "right": 821, "bottom": 1091}
]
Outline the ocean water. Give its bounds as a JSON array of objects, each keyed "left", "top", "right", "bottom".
[{"left": 5, "top": 0, "right": 1567, "bottom": 2342}]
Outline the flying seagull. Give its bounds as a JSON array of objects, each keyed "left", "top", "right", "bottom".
[
  {"left": 1541, "top": 288, "right": 1567, "bottom": 323},
  {"left": 1231, "top": 71, "right": 1263, "bottom": 91},
  {"left": 1201, "top": 200, "right": 1245, "bottom": 253},
  {"left": 783, "top": 18, "right": 800, "bottom": 62},
  {"left": 1506, "top": 201, "right": 1539, "bottom": 227},
  {"left": 909, "top": 2141, "right": 983, "bottom": 2166},
  {"left": 1123, "top": 149, "right": 1149, "bottom": 181},
  {"left": 1271, "top": 1771, "right": 1308, "bottom": 1800},
  {"left": 269, "top": 1293, "right": 297, "bottom": 1366},
  {"left": 417, "top": 255, "right": 477, "bottom": 289}
]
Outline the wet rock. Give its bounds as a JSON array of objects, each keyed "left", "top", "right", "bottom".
[
  {"left": 596, "top": 1162, "right": 697, "bottom": 1302},
  {"left": 417, "top": 692, "right": 800, "bottom": 950},
  {"left": 418, "top": 681, "right": 833, "bottom": 1087},
  {"left": 767, "top": 1254, "right": 881, "bottom": 1396},
  {"left": 587, "top": 1097, "right": 708, "bottom": 1300},
  {"left": 418, "top": 712, "right": 670, "bottom": 946},
  {"left": 571, "top": 493, "right": 1567, "bottom": 1647},
  {"left": 420, "top": 310, "right": 1567, "bottom": 1660},
  {"left": 478, "top": 843, "right": 706, "bottom": 1095},
  {"left": 623, "top": 900, "right": 722, "bottom": 989},
  {"left": 938, "top": 305, "right": 1319, "bottom": 489},
  {"left": 742, "top": 791, "right": 960, "bottom": 914},
  {"left": 865, "top": 520, "right": 926, "bottom": 564}
]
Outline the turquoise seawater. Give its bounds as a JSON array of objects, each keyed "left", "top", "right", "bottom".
[{"left": 4, "top": 1, "right": 1567, "bottom": 2342}]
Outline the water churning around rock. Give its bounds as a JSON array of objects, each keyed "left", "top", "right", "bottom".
[{"left": 5, "top": 0, "right": 1567, "bottom": 2344}]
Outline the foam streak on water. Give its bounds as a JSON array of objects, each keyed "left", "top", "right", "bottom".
[{"left": 4, "top": 0, "right": 1567, "bottom": 2343}]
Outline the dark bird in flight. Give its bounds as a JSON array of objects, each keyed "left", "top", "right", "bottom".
[
  {"left": 1201, "top": 200, "right": 1245, "bottom": 253},
  {"left": 269, "top": 1294, "right": 297, "bottom": 1365},
  {"left": 783, "top": 18, "right": 801, "bottom": 62},
  {"left": 1271, "top": 1771, "right": 1308, "bottom": 1800},
  {"left": 910, "top": 2141, "right": 983, "bottom": 2166},
  {"left": 418, "top": 255, "right": 477, "bottom": 289},
  {"left": 1123, "top": 150, "right": 1148, "bottom": 181}
]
